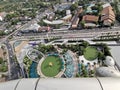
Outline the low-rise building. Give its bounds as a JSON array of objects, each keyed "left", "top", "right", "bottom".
[
  {"left": 62, "top": 14, "right": 72, "bottom": 23},
  {"left": 38, "top": 26, "right": 51, "bottom": 32},
  {"left": 82, "top": 15, "right": 99, "bottom": 28},
  {"left": 71, "top": 7, "right": 83, "bottom": 29},
  {"left": 0, "top": 12, "right": 6, "bottom": 21},
  {"left": 82, "top": 15, "right": 99, "bottom": 23},
  {"left": 66, "top": 10, "right": 71, "bottom": 15},
  {"left": 46, "top": 12, "right": 55, "bottom": 21}
]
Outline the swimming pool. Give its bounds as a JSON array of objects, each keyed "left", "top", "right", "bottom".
[
  {"left": 29, "top": 61, "right": 39, "bottom": 78},
  {"left": 64, "top": 52, "right": 74, "bottom": 78}
]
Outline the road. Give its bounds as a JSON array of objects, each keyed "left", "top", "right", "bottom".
[
  {"left": 4, "top": 40, "right": 22, "bottom": 80},
  {"left": 12, "top": 27, "right": 120, "bottom": 41},
  {"left": 0, "top": 9, "right": 52, "bottom": 80}
]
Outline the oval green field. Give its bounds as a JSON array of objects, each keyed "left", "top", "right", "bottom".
[
  {"left": 41, "top": 56, "right": 62, "bottom": 77},
  {"left": 84, "top": 46, "right": 98, "bottom": 61}
]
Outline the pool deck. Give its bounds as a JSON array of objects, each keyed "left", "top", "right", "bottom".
[{"left": 79, "top": 55, "right": 98, "bottom": 65}]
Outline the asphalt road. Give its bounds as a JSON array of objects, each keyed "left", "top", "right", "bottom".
[
  {"left": 0, "top": 8, "right": 51, "bottom": 80},
  {"left": 4, "top": 40, "right": 23, "bottom": 80},
  {"left": 12, "top": 27, "right": 120, "bottom": 41}
]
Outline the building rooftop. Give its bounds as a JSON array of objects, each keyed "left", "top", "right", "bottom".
[
  {"left": 104, "top": 56, "right": 115, "bottom": 66},
  {"left": 62, "top": 14, "right": 72, "bottom": 20},
  {"left": 102, "top": 3, "right": 111, "bottom": 8},
  {"left": 82, "top": 15, "right": 99, "bottom": 23},
  {"left": 101, "top": 6, "right": 115, "bottom": 18},
  {"left": 43, "top": 19, "right": 64, "bottom": 25},
  {"left": 96, "top": 67, "right": 120, "bottom": 77},
  {"left": 101, "top": 5, "right": 115, "bottom": 25}
]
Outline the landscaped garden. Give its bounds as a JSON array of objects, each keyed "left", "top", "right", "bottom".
[
  {"left": 23, "top": 56, "right": 39, "bottom": 78},
  {"left": 21, "top": 42, "right": 113, "bottom": 78},
  {"left": 41, "top": 55, "right": 62, "bottom": 77},
  {"left": 84, "top": 46, "right": 99, "bottom": 61}
]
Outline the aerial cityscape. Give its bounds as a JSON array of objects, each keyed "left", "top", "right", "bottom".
[{"left": 0, "top": 0, "right": 120, "bottom": 90}]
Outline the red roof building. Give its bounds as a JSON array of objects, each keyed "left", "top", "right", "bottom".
[
  {"left": 82, "top": 15, "right": 99, "bottom": 23},
  {"left": 101, "top": 6, "right": 115, "bottom": 26}
]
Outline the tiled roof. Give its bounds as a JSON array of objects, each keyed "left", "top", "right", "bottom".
[
  {"left": 101, "top": 6, "right": 115, "bottom": 21},
  {"left": 82, "top": 15, "right": 99, "bottom": 22}
]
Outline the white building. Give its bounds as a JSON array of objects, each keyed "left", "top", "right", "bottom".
[
  {"left": 0, "top": 12, "right": 6, "bottom": 21},
  {"left": 96, "top": 67, "right": 120, "bottom": 77},
  {"left": 0, "top": 16, "right": 3, "bottom": 21},
  {"left": 104, "top": 56, "right": 115, "bottom": 66},
  {"left": 66, "top": 10, "right": 71, "bottom": 15},
  {"left": 43, "top": 19, "right": 64, "bottom": 25}
]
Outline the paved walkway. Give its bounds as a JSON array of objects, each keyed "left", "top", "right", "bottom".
[
  {"left": 79, "top": 55, "right": 98, "bottom": 65},
  {"left": 37, "top": 57, "right": 46, "bottom": 78},
  {"left": 27, "top": 49, "right": 44, "bottom": 63}
]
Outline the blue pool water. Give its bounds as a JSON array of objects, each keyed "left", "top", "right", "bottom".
[
  {"left": 48, "top": 53, "right": 59, "bottom": 56},
  {"left": 64, "top": 52, "right": 74, "bottom": 78},
  {"left": 29, "top": 62, "right": 39, "bottom": 78}
]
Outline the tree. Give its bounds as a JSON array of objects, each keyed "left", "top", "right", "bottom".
[
  {"left": 76, "top": 73, "right": 80, "bottom": 77},
  {"left": 70, "top": 3, "right": 78, "bottom": 11},
  {"left": 103, "top": 44, "right": 111, "bottom": 56},
  {"left": 83, "top": 69, "right": 88, "bottom": 77},
  {"left": 11, "top": 19, "right": 19, "bottom": 25},
  {"left": 5, "top": 13, "right": 18, "bottom": 21},
  {"left": 80, "top": 21, "right": 85, "bottom": 28},
  {"left": 3, "top": 51, "right": 7, "bottom": 60},
  {"left": 81, "top": 63, "right": 85, "bottom": 70},
  {"left": 0, "top": 30, "right": 5, "bottom": 36},
  {"left": 1, "top": 45, "right": 5, "bottom": 50},
  {"left": 38, "top": 54, "right": 42, "bottom": 59},
  {"left": 0, "top": 64, "right": 8, "bottom": 72},
  {"left": 0, "top": 57, "right": 3, "bottom": 64},
  {"left": 82, "top": 41, "right": 89, "bottom": 48},
  {"left": 98, "top": 51, "right": 105, "bottom": 60}
]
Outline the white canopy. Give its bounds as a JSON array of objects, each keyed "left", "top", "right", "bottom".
[{"left": 43, "top": 19, "right": 64, "bottom": 25}]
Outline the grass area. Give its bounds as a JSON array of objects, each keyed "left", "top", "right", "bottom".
[
  {"left": 84, "top": 46, "right": 98, "bottom": 61},
  {"left": 41, "top": 56, "right": 61, "bottom": 77}
]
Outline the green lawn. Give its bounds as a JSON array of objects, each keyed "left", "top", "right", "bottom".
[
  {"left": 84, "top": 46, "right": 98, "bottom": 61},
  {"left": 41, "top": 56, "right": 62, "bottom": 77}
]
